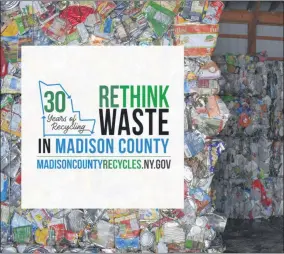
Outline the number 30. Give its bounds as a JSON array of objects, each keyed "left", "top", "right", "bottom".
[{"left": 44, "top": 91, "right": 66, "bottom": 113}]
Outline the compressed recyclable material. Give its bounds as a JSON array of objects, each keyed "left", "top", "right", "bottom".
[
  {"left": 212, "top": 54, "right": 283, "bottom": 219},
  {"left": 0, "top": 1, "right": 231, "bottom": 252},
  {"left": 174, "top": 23, "right": 219, "bottom": 56}
]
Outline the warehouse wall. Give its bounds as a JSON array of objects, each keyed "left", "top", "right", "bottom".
[
  {"left": 214, "top": 23, "right": 284, "bottom": 57},
  {"left": 256, "top": 25, "right": 284, "bottom": 57}
]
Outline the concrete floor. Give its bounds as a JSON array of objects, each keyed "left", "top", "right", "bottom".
[{"left": 223, "top": 217, "right": 284, "bottom": 253}]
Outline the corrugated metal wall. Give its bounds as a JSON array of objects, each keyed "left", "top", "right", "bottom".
[
  {"left": 215, "top": 23, "right": 248, "bottom": 55},
  {"left": 256, "top": 25, "right": 284, "bottom": 57},
  {"left": 214, "top": 23, "right": 284, "bottom": 57}
]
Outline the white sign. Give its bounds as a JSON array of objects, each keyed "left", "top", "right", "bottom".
[{"left": 22, "top": 46, "right": 184, "bottom": 209}]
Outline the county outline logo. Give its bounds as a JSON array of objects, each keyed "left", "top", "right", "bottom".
[{"left": 39, "top": 81, "right": 96, "bottom": 136}]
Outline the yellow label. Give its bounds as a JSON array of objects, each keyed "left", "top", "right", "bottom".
[
  {"left": 175, "top": 15, "right": 187, "bottom": 25},
  {"left": 1, "top": 110, "right": 21, "bottom": 137},
  {"left": 28, "top": 5, "right": 33, "bottom": 15},
  {"left": 35, "top": 228, "right": 49, "bottom": 245},
  {"left": 1, "top": 21, "right": 18, "bottom": 36},
  {"left": 35, "top": 214, "right": 43, "bottom": 221},
  {"left": 155, "top": 227, "right": 163, "bottom": 242},
  {"left": 187, "top": 72, "right": 197, "bottom": 80}
]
